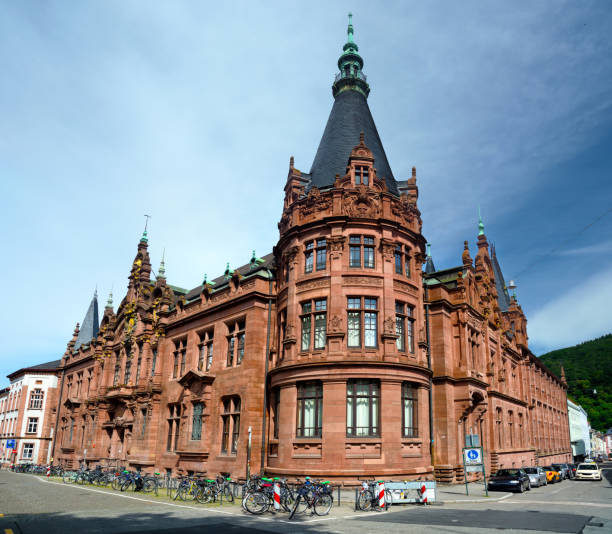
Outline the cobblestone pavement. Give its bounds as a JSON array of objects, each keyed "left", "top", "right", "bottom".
[{"left": 0, "top": 464, "right": 610, "bottom": 533}]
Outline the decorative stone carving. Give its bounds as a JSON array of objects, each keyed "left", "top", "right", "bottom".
[
  {"left": 296, "top": 278, "right": 330, "bottom": 293},
  {"left": 329, "top": 315, "right": 343, "bottom": 333},
  {"left": 283, "top": 246, "right": 300, "bottom": 265},
  {"left": 380, "top": 238, "right": 396, "bottom": 261},
  {"left": 327, "top": 236, "right": 346, "bottom": 256},
  {"left": 383, "top": 316, "right": 395, "bottom": 335},
  {"left": 393, "top": 279, "right": 418, "bottom": 296},
  {"left": 342, "top": 186, "right": 380, "bottom": 218},
  {"left": 300, "top": 187, "right": 331, "bottom": 217},
  {"left": 343, "top": 276, "right": 383, "bottom": 287}
]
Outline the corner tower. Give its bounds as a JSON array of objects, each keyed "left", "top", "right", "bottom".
[{"left": 270, "top": 17, "right": 432, "bottom": 482}]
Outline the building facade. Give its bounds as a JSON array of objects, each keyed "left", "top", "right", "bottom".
[
  {"left": 0, "top": 361, "right": 60, "bottom": 465},
  {"left": 46, "top": 21, "right": 571, "bottom": 482},
  {"left": 567, "top": 399, "right": 590, "bottom": 462}
]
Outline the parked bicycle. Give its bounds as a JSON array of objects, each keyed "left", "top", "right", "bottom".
[{"left": 356, "top": 479, "right": 392, "bottom": 511}]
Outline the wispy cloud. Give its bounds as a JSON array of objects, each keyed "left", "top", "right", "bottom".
[{"left": 555, "top": 241, "right": 612, "bottom": 257}]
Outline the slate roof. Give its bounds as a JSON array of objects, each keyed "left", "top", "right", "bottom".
[
  {"left": 7, "top": 359, "right": 61, "bottom": 379},
  {"left": 75, "top": 293, "right": 100, "bottom": 350},
  {"left": 491, "top": 245, "right": 511, "bottom": 312},
  {"left": 425, "top": 256, "right": 436, "bottom": 274},
  {"left": 184, "top": 253, "right": 275, "bottom": 302},
  {"left": 308, "top": 90, "right": 399, "bottom": 196}
]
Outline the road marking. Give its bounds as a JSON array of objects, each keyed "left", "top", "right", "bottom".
[
  {"left": 34, "top": 478, "right": 339, "bottom": 523},
  {"left": 505, "top": 500, "right": 612, "bottom": 508}
]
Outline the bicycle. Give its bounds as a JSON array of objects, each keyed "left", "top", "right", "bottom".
[
  {"left": 288, "top": 478, "right": 333, "bottom": 519},
  {"left": 356, "top": 480, "right": 392, "bottom": 511},
  {"left": 172, "top": 476, "right": 200, "bottom": 501}
]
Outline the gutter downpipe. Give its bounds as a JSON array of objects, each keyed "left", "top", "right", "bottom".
[
  {"left": 50, "top": 364, "right": 67, "bottom": 463},
  {"left": 260, "top": 269, "right": 274, "bottom": 474},
  {"left": 424, "top": 277, "right": 434, "bottom": 463}
]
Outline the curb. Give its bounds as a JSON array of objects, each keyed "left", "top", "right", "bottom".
[{"left": 439, "top": 493, "right": 513, "bottom": 504}]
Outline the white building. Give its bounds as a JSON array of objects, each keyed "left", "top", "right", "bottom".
[
  {"left": 0, "top": 360, "right": 60, "bottom": 465},
  {"left": 567, "top": 398, "right": 590, "bottom": 462}
]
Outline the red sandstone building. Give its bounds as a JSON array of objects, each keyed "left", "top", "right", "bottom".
[{"left": 46, "top": 20, "right": 571, "bottom": 482}]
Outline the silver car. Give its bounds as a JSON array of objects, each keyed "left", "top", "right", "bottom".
[{"left": 523, "top": 466, "right": 547, "bottom": 487}]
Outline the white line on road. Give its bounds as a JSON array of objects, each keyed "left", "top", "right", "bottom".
[{"left": 505, "top": 500, "right": 612, "bottom": 508}]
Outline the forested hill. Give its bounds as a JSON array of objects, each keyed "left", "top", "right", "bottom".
[{"left": 539, "top": 333, "right": 612, "bottom": 432}]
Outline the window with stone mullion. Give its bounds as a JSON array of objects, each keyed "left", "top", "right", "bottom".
[
  {"left": 296, "top": 382, "right": 322, "bottom": 437},
  {"left": 346, "top": 379, "right": 379, "bottom": 437},
  {"left": 402, "top": 383, "right": 418, "bottom": 438},
  {"left": 191, "top": 402, "right": 203, "bottom": 441}
]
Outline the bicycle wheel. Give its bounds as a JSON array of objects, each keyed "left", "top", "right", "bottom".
[
  {"left": 196, "top": 486, "right": 214, "bottom": 504},
  {"left": 185, "top": 484, "right": 198, "bottom": 501},
  {"left": 112, "top": 476, "right": 124, "bottom": 491},
  {"left": 142, "top": 478, "right": 156, "bottom": 493},
  {"left": 288, "top": 495, "right": 301, "bottom": 520},
  {"left": 280, "top": 487, "right": 295, "bottom": 513},
  {"left": 314, "top": 493, "right": 333, "bottom": 516},
  {"left": 357, "top": 489, "right": 373, "bottom": 511},
  {"left": 384, "top": 489, "right": 393, "bottom": 507},
  {"left": 222, "top": 485, "right": 234, "bottom": 503},
  {"left": 62, "top": 471, "right": 76, "bottom": 484},
  {"left": 244, "top": 492, "right": 268, "bottom": 515},
  {"left": 120, "top": 480, "right": 132, "bottom": 492}
]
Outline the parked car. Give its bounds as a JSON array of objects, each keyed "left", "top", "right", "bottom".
[
  {"left": 567, "top": 463, "right": 577, "bottom": 479},
  {"left": 487, "top": 468, "right": 531, "bottom": 493},
  {"left": 575, "top": 462, "right": 603, "bottom": 481},
  {"left": 542, "top": 466, "right": 562, "bottom": 484},
  {"left": 552, "top": 463, "right": 569, "bottom": 479},
  {"left": 523, "top": 467, "right": 547, "bottom": 487}
]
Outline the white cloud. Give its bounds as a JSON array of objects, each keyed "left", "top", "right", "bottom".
[{"left": 528, "top": 266, "right": 612, "bottom": 351}]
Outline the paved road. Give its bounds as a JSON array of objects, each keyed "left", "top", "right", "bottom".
[{"left": 0, "top": 465, "right": 611, "bottom": 534}]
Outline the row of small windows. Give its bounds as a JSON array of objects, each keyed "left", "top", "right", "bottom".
[
  {"left": 166, "top": 396, "right": 241, "bottom": 456},
  {"left": 297, "top": 298, "right": 414, "bottom": 354},
  {"left": 287, "top": 380, "right": 418, "bottom": 439},
  {"left": 301, "top": 236, "right": 413, "bottom": 275},
  {"left": 110, "top": 319, "right": 246, "bottom": 386}
]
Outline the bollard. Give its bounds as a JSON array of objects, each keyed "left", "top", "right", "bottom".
[
  {"left": 420, "top": 483, "right": 428, "bottom": 504},
  {"left": 46, "top": 466, "right": 51, "bottom": 478},
  {"left": 378, "top": 481, "right": 386, "bottom": 510},
  {"left": 273, "top": 482, "right": 281, "bottom": 511},
  {"left": 354, "top": 487, "right": 359, "bottom": 511}
]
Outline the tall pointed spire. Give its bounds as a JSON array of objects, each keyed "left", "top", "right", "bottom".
[
  {"left": 74, "top": 290, "right": 100, "bottom": 350},
  {"left": 333, "top": 13, "right": 369, "bottom": 98},
  {"left": 158, "top": 249, "right": 166, "bottom": 280},
  {"left": 309, "top": 15, "right": 398, "bottom": 195},
  {"left": 478, "top": 207, "right": 485, "bottom": 236},
  {"left": 425, "top": 243, "right": 436, "bottom": 274}
]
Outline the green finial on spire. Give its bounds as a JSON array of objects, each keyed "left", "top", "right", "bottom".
[
  {"left": 106, "top": 290, "right": 113, "bottom": 309},
  {"left": 426, "top": 243, "right": 432, "bottom": 258},
  {"left": 478, "top": 206, "right": 485, "bottom": 236},
  {"left": 158, "top": 248, "right": 166, "bottom": 279},
  {"left": 141, "top": 214, "right": 151, "bottom": 243},
  {"left": 333, "top": 13, "right": 370, "bottom": 98}
]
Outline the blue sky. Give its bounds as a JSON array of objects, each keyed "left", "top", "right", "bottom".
[{"left": 1, "top": 1, "right": 611, "bottom": 384}]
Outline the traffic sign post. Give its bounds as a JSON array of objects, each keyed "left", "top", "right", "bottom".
[{"left": 462, "top": 446, "right": 488, "bottom": 496}]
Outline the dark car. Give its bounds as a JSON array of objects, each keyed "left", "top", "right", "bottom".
[
  {"left": 567, "top": 463, "right": 577, "bottom": 479},
  {"left": 487, "top": 468, "right": 531, "bottom": 493},
  {"left": 552, "top": 463, "right": 569, "bottom": 479}
]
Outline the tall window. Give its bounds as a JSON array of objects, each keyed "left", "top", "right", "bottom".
[
  {"left": 355, "top": 165, "right": 370, "bottom": 185},
  {"left": 141, "top": 408, "right": 147, "bottom": 439},
  {"left": 135, "top": 345, "right": 142, "bottom": 383},
  {"left": 272, "top": 388, "right": 280, "bottom": 440},
  {"left": 191, "top": 402, "right": 203, "bottom": 441},
  {"left": 402, "top": 383, "right": 418, "bottom": 437},
  {"left": 300, "top": 299, "right": 327, "bottom": 351},
  {"left": 347, "top": 297, "right": 378, "bottom": 348},
  {"left": 305, "top": 238, "right": 328, "bottom": 273},
  {"left": 27, "top": 417, "right": 38, "bottom": 434},
  {"left": 29, "top": 389, "right": 43, "bottom": 409},
  {"left": 221, "top": 397, "right": 241, "bottom": 455},
  {"left": 296, "top": 382, "right": 322, "bottom": 437},
  {"left": 69, "top": 418, "right": 75, "bottom": 443},
  {"left": 347, "top": 380, "right": 379, "bottom": 437},
  {"left": 76, "top": 372, "right": 83, "bottom": 397},
  {"left": 173, "top": 339, "right": 186, "bottom": 379},
  {"left": 394, "top": 245, "right": 411, "bottom": 276},
  {"left": 22, "top": 443, "right": 34, "bottom": 460},
  {"left": 167, "top": 404, "right": 181, "bottom": 451},
  {"left": 198, "top": 330, "right": 214, "bottom": 371},
  {"left": 508, "top": 411, "right": 514, "bottom": 447},
  {"left": 349, "top": 236, "right": 375, "bottom": 269},
  {"left": 113, "top": 353, "right": 121, "bottom": 386},
  {"left": 151, "top": 347, "right": 158, "bottom": 376},
  {"left": 395, "top": 302, "right": 414, "bottom": 353},
  {"left": 124, "top": 355, "right": 132, "bottom": 384},
  {"left": 226, "top": 320, "right": 246, "bottom": 367}
]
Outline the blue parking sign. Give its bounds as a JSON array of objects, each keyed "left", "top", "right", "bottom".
[{"left": 6, "top": 439, "right": 16, "bottom": 449}]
